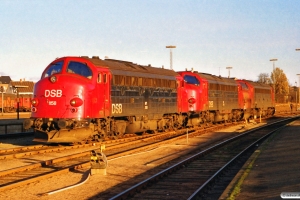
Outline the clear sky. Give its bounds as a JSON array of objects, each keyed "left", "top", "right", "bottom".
[{"left": 0, "top": 0, "right": 299, "bottom": 84}]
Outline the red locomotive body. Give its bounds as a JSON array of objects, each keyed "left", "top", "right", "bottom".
[
  {"left": 177, "top": 71, "right": 207, "bottom": 112},
  {"left": 23, "top": 56, "right": 275, "bottom": 143},
  {"left": 178, "top": 71, "right": 243, "bottom": 125},
  {"left": 24, "top": 56, "right": 185, "bottom": 143},
  {"left": 237, "top": 80, "right": 275, "bottom": 118},
  {"left": 177, "top": 71, "right": 275, "bottom": 125}
]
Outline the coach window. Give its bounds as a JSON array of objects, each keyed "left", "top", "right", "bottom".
[
  {"left": 184, "top": 75, "right": 200, "bottom": 86},
  {"left": 43, "top": 61, "right": 64, "bottom": 78},
  {"left": 67, "top": 61, "right": 93, "bottom": 79}
]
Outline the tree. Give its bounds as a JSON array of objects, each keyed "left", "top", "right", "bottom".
[
  {"left": 257, "top": 73, "right": 270, "bottom": 84},
  {"left": 271, "top": 67, "right": 289, "bottom": 98}
]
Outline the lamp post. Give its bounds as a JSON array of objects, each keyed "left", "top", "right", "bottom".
[
  {"left": 297, "top": 74, "right": 300, "bottom": 111},
  {"left": 13, "top": 85, "right": 28, "bottom": 120},
  {"left": 270, "top": 58, "right": 278, "bottom": 102},
  {"left": 166, "top": 45, "right": 176, "bottom": 70},
  {"left": 296, "top": 49, "right": 300, "bottom": 111},
  {"left": 296, "top": 82, "right": 298, "bottom": 111},
  {"left": 226, "top": 66, "right": 232, "bottom": 78},
  {"left": 0, "top": 86, "right": 4, "bottom": 116}
]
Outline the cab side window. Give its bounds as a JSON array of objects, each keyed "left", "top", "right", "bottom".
[{"left": 97, "top": 73, "right": 108, "bottom": 83}]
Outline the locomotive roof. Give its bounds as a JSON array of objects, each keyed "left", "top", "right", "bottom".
[
  {"left": 83, "top": 57, "right": 179, "bottom": 79},
  {"left": 238, "top": 79, "right": 272, "bottom": 89},
  {"left": 195, "top": 72, "right": 238, "bottom": 86}
]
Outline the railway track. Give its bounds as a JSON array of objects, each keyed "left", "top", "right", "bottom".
[
  {"left": 108, "top": 116, "right": 298, "bottom": 200},
  {"left": 0, "top": 118, "right": 249, "bottom": 162},
  {"left": 0, "top": 119, "right": 254, "bottom": 193},
  {"left": 0, "top": 114, "right": 298, "bottom": 197}
]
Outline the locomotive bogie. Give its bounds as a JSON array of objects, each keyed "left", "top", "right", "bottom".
[
  {"left": 186, "top": 116, "right": 204, "bottom": 127},
  {"left": 126, "top": 119, "right": 158, "bottom": 133},
  {"left": 214, "top": 111, "right": 230, "bottom": 123}
]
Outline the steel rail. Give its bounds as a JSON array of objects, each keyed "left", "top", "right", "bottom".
[
  {"left": 109, "top": 117, "right": 298, "bottom": 200},
  {"left": 187, "top": 123, "right": 290, "bottom": 199},
  {"left": 0, "top": 126, "right": 207, "bottom": 191}
]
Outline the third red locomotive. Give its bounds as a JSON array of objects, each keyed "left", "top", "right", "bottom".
[{"left": 23, "top": 56, "right": 275, "bottom": 143}]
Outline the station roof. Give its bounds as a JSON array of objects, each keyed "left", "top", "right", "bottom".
[{"left": 10, "top": 81, "right": 34, "bottom": 94}]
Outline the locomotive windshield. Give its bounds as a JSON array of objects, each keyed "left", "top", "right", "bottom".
[
  {"left": 184, "top": 75, "right": 200, "bottom": 86},
  {"left": 67, "top": 61, "right": 93, "bottom": 79},
  {"left": 43, "top": 61, "right": 64, "bottom": 78}
]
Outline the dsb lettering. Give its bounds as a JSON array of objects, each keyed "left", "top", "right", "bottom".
[{"left": 45, "top": 89, "right": 62, "bottom": 97}]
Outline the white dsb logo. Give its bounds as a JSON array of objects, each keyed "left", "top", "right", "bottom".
[
  {"left": 112, "top": 104, "right": 122, "bottom": 114},
  {"left": 45, "top": 90, "right": 62, "bottom": 97}
]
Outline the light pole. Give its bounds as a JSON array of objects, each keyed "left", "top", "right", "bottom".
[
  {"left": 296, "top": 49, "right": 300, "bottom": 111},
  {"left": 226, "top": 66, "right": 232, "bottom": 78},
  {"left": 13, "top": 85, "right": 28, "bottom": 120},
  {"left": 166, "top": 45, "right": 176, "bottom": 70},
  {"left": 270, "top": 58, "right": 278, "bottom": 102},
  {"left": 0, "top": 86, "right": 4, "bottom": 116},
  {"left": 297, "top": 74, "right": 300, "bottom": 111},
  {"left": 296, "top": 82, "right": 298, "bottom": 111}
]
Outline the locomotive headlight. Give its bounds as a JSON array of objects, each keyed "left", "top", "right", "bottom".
[
  {"left": 188, "top": 98, "right": 196, "bottom": 104},
  {"left": 70, "top": 99, "right": 76, "bottom": 106},
  {"left": 31, "top": 98, "right": 39, "bottom": 106},
  {"left": 70, "top": 97, "right": 83, "bottom": 107},
  {"left": 50, "top": 75, "right": 57, "bottom": 83}
]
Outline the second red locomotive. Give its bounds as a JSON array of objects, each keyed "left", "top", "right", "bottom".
[{"left": 23, "top": 56, "right": 275, "bottom": 143}]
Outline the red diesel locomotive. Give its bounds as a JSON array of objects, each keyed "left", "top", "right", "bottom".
[
  {"left": 178, "top": 71, "right": 275, "bottom": 127},
  {"left": 23, "top": 56, "right": 275, "bottom": 143}
]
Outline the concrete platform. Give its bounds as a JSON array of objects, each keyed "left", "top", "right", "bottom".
[{"left": 221, "top": 117, "right": 300, "bottom": 200}]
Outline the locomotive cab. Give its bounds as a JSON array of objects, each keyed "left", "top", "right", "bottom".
[
  {"left": 24, "top": 57, "right": 98, "bottom": 143},
  {"left": 24, "top": 56, "right": 184, "bottom": 143}
]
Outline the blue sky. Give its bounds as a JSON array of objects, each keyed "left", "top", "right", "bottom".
[{"left": 0, "top": 0, "right": 299, "bottom": 84}]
